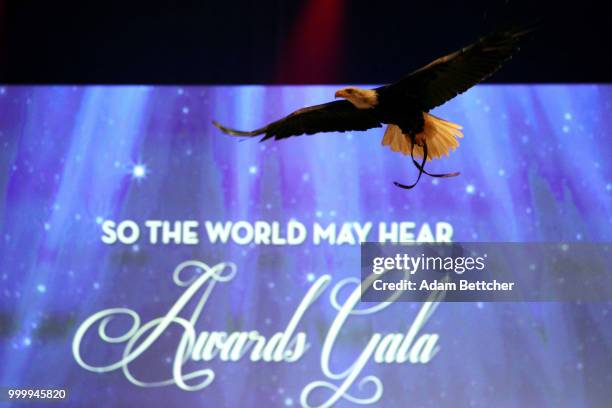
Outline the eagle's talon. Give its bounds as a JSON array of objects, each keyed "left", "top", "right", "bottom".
[{"left": 414, "top": 134, "right": 426, "bottom": 146}]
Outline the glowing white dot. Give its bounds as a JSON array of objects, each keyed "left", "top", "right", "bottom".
[
  {"left": 306, "top": 273, "right": 315, "bottom": 282},
  {"left": 93, "top": 282, "right": 100, "bottom": 290},
  {"left": 315, "top": 210, "right": 323, "bottom": 218},
  {"left": 498, "top": 169, "right": 505, "bottom": 177},
  {"left": 249, "top": 166, "right": 257, "bottom": 174},
  {"left": 177, "top": 88, "right": 184, "bottom": 95},
  {"left": 96, "top": 216, "right": 104, "bottom": 225},
  {"left": 75, "top": 213, "right": 81, "bottom": 221},
  {"left": 36, "top": 284, "right": 46, "bottom": 293},
  {"left": 606, "top": 183, "right": 612, "bottom": 191},
  {"left": 284, "top": 397, "right": 294, "bottom": 406},
  {"left": 182, "top": 106, "right": 190, "bottom": 114},
  {"left": 564, "top": 112, "right": 572, "bottom": 120},
  {"left": 465, "top": 184, "right": 475, "bottom": 194},
  {"left": 23, "top": 337, "right": 31, "bottom": 347},
  {"left": 132, "top": 164, "right": 147, "bottom": 179},
  {"left": 562, "top": 125, "right": 570, "bottom": 133},
  {"left": 44, "top": 223, "right": 51, "bottom": 231},
  {"left": 302, "top": 173, "right": 310, "bottom": 182}
]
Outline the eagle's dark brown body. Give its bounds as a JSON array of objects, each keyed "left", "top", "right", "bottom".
[{"left": 374, "top": 87, "right": 425, "bottom": 135}]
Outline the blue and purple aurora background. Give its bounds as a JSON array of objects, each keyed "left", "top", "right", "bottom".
[{"left": 0, "top": 85, "right": 611, "bottom": 407}]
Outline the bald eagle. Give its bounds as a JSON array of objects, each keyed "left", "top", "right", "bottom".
[{"left": 213, "top": 27, "right": 534, "bottom": 189}]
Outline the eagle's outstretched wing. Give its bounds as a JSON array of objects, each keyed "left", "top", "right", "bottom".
[
  {"left": 213, "top": 100, "right": 381, "bottom": 141},
  {"left": 381, "top": 26, "right": 536, "bottom": 112}
]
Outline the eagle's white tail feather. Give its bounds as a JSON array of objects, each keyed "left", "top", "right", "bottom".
[{"left": 381, "top": 113, "right": 463, "bottom": 161}]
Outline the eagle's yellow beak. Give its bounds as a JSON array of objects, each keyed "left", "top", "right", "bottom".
[{"left": 335, "top": 90, "right": 346, "bottom": 99}]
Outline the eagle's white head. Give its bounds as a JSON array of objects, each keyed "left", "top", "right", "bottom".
[{"left": 335, "top": 87, "right": 378, "bottom": 109}]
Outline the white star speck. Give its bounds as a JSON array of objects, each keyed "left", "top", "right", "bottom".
[{"left": 132, "top": 164, "right": 147, "bottom": 180}]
